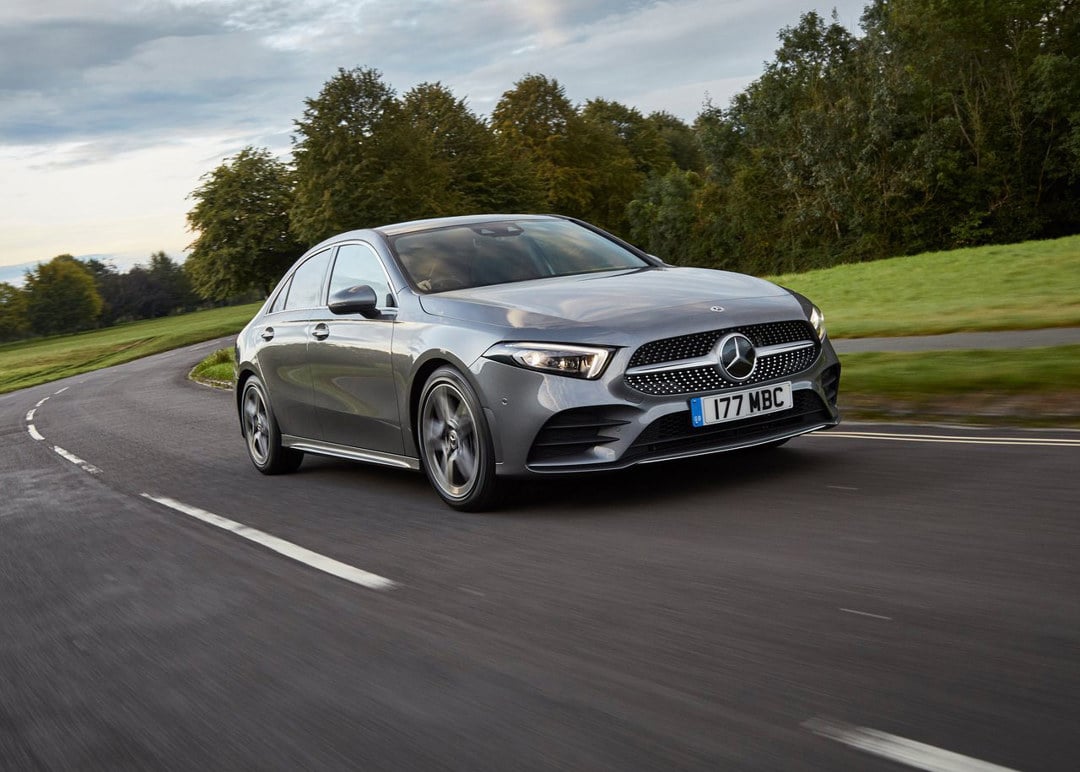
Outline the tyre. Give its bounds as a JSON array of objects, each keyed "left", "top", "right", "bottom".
[
  {"left": 417, "top": 366, "right": 499, "bottom": 511},
  {"left": 241, "top": 375, "right": 304, "bottom": 475}
]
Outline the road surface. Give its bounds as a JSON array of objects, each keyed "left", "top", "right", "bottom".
[{"left": 2, "top": 338, "right": 1078, "bottom": 770}]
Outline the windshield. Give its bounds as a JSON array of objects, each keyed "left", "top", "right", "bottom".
[{"left": 388, "top": 218, "right": 650, "bottom": 293}]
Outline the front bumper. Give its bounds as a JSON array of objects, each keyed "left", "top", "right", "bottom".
[{"left": 473, "top": 340, "right": 841, "bottom": 477}]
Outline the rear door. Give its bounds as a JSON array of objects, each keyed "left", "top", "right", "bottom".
[{"left": 254, "top": 248, "right": 332, "bottom": 442}]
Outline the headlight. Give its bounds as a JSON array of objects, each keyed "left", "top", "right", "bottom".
[
  {"left": 484, "top": 342, "right": 614, "bottom": 379},
  {"left": 809, "top": 305, "right": 826, "bottom": 341}
]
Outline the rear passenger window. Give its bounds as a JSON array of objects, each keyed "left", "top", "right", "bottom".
[{"left": 284, "top": 250, "right": 331, "bottom": 310}]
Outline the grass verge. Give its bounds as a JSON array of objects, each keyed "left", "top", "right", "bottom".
[
  {"left": 189, "top": 347, "right": 236, "bottom": 389},
  {"left": 0, "top": 302, "right": 260, "bottom": 395},
  {"left": 839, "top": 345, "right": 1080, "bottom": 426},
  {"left": 190, "top": 344, "right": 1080, "bottom": 427},
  {"left": 772, "top": 234, "right": 1080, "bottom": 338}
]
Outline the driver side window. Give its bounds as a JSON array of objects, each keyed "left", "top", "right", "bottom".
[{"left": 329, "top": 243, "right": 393, "bottom": 307}]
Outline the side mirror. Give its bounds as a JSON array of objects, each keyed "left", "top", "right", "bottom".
[{"left": 329, "top": 284, "right": 379, "bottom": 318}]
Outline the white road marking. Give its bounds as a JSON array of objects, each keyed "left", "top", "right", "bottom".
[
  {"left": 52, "top": 446, "right": 101, "bottom": 475},
  {"left": 35, "top": 397, "right": 49, "bottom": 408},
  {"left": 27, "top": 424, "right": 45, "bottom": 441},
  {"left": 804, "top": 717, "right": 1019, "bottom": 771},
  {"left": 840, "top": 608, "right": 892, "bottom": 621},
  {"left": 54, "top": 387, "right": 68, "bottom": 394},
  {"left": 816, "top": 431, "right": 1080, "bottom": 447},
  {"left": 26, "top": 409, "right": 36, "bottom": 422},
  {"left": 141, "top": 494, "right": 397, "bottom": 591}
]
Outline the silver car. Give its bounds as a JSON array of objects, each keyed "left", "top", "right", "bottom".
[{"left": 235, "top": 215, "right": 841, "bottom": 510}]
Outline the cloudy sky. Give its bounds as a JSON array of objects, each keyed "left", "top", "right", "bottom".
[{"left": 0, "top": 0, "right": 868, "bottom": 281}]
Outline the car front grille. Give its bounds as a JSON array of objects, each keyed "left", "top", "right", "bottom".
[{"left": 624, "top": 320, "right": 820, "bottom": 396}]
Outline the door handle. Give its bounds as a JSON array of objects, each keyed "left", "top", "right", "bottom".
[
  {"left": 311, "top": 323, "right": 330, "bottom": 341},
  {"left": 260, "top": 327, "right": 275, "bottom": 341}
]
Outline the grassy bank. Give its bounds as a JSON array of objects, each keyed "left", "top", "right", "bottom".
[
  {"left": 4, "top": 234, "right": 1080, "bottom": 421},
  {"left": 839, "top": 345, "right": 1080, "bottom": 425},
  {"left": 0, "top": 302, "right": 260, "bottom": 395},
  {"left": 772, "top": 234, "right": 1080, "bottom": 338}
]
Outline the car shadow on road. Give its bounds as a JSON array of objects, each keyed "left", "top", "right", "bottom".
[{"left": 498, "top": 445, "right": 832, "bottom": 517}]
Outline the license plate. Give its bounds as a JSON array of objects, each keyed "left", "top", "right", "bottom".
[{"left": 690, "top": 382, "right": 793, "bottom": 427}]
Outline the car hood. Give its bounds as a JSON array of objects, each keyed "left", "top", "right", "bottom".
[{"left": 416, "top": 266, "right": 804, "bottom": 339}]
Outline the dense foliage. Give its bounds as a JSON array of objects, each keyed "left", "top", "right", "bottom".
[
  {"left": 188, "top": 0, "right": 1078, "bottom": 287},
  {"left": 10, "top": 0, "right": 1079, "bottom": 332}
]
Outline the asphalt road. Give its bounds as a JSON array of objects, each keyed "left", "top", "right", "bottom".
[{"left": 2, "top": 337, "right": 1078, "bottom": 770}]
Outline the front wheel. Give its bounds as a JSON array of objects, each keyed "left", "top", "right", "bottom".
[
  {"left": 417, "top": 367, "right": 499, "bottom": 511},
  {"left": 241, "top": 375, "right": 303, "bottom": 475}
]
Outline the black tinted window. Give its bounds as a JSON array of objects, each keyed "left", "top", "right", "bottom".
[{"left": 284, "top": 249, "right": 331, "bottom": 310}]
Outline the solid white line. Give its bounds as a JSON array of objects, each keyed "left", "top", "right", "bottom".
[
  {"left": 26, "top": 408, "right": 36, "bottom": 422},
  {"left": 141, "top": 494, "right": 397, "bottom": 591},
  {"left": 840, "top": 608, "right": 892, "bottom": 621},
  {"left": 27, "top": 424, "right": 44, "bottom": 441},
  {"left": 815, "top": 431, "right": 1080, "bottom": 447},
  {"left": 52, "top": 445, "right": 101, "bottom": 475},
  {"left": 35, "top": 397, "right": 49, "bottom": 408},
  {"left": 804, "top": 717, "right": 1020, "bottom": 771}
]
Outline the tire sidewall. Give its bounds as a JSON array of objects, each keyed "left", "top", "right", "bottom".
[
  {"left": 242, "top": 374, "right": 292, "bottom": 474},
  {"left": 417, "top": 367, "right": 497, "bottom": 510}
]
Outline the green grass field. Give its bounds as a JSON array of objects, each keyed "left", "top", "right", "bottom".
[
  {"left": 3, "top": 235, "right": 1079, "bottom": 423},
  {"left": 772, "top": 234, "right": 1080, "bottom": 338},
  {"left": 0, "top": 302, "right": 260, "bottom": 394}
]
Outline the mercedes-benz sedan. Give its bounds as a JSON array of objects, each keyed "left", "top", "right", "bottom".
[{"left": 235, "top": 215, "right": 841, "bottom": 510}]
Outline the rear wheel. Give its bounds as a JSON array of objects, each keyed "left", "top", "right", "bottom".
[
  {"left": 241, "top": 375, "right": 303, "bottom": 474},
  {"left": 418, "top": 367, "right": 499, "bottom": 511}
]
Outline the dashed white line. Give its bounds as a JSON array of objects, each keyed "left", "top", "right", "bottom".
[
  {"left": 26, "top": 408, "right": 36, "bottom": 422},
  {"left": 52, "top": 445, "right": 101, "bottom": 474},
  {"left": 815, "top": 431, "right": 1080, "bottom": 447},
  {"left": 840, "top": 608, "right": 892, "bottom": 621},
  {"left": 35, "top": 396, "right": 49, "bottom": 408},
  {"left": 141, "top": 494, "right": 397, "bottom": 591},
  {"left": 804, "top": 717, "right": 1019, "bottom": 771},
  {"left": 54, "top": 387, "right": 68, "bottom": 394},
  {"left": 27, "top": 424, "right": 44, "bottom": 442}
]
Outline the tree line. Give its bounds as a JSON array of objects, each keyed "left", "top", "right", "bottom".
[
  {"left": 187, "top": 0, "right": 1080, "bottom": 299},
  {"left": 0, "top": 253, "right": 202, "bottom": 342},
  {"left": 4, "top": 0, "right": 1077, "bottom": 336}
]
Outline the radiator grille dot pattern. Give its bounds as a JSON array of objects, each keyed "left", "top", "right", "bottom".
[{"left": 625, "top": 320, "right": 819, "bottom": 396}]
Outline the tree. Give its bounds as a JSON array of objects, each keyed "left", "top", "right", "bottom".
[
  {"left": 0, "top": 282, "right": 29, "bottom": 341},
  {"left": 647, "top": 111, "right": 704, "bottom": 172},
  {"left": 492, "top": 75, "right": 640, "bottom": 235},
  {"left": 290, "top": 67, "right": 400, "bottom": 243},
  {"left": 398, "top": 82, "right": 543, "bottom": 214},
  {"left": 186, "top": 146, "right": 304, "bottom": 301},
  {"left": 23, "top": 255, "right": 103, "bottom": 335}
]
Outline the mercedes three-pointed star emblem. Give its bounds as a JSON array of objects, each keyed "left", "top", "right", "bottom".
[{"left": 717, "top": 333, "right": 757, "bottom": 381}]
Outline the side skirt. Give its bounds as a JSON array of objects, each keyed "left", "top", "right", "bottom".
[{"left": 281, "top": 435, "right": 421, "bottom": 471}]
